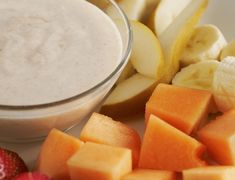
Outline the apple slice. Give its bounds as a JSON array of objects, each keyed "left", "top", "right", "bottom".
[
  {"left": 116, "top": 61, "right": 136, "bottom": 84},
  {"left": 148, "top": 0, "right": 191, "bottom": 36},
  {"left": 107, "top": 0, "right": 146, "bottom": 21},
  {"left": 130, "top": 21, "right": 164, "bottom": 80},
  {"left": 159, "top": 0, "right": 208, "bottom": 83},
  {"left": 100, "top": 73, "right": 157, "bottom": 118}
]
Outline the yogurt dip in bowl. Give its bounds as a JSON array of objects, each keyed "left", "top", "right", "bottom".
[{"left": 0, "top": 0, "right": 132, "bottom": 142}]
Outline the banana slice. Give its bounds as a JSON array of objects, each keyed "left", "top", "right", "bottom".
[
  {"left": 220, "top": 40, "right": 235, "bottom": 60},
  {"left": 107, "top": 0, "right": 146, "bottom": 21},
  {"left": 172, "top": 60, "right": 219, "bottom": 91},
  {"left": 148, "top": 0, "right": 191, "bottom": 36},
  {"left": 213, "top": 56, "right": 235, "bottom": 112},
  {"left": 159, "top": 0, "right": 208, "bottom": 83},
  {"left": 181, "top": 24, "right": 227, "bottom": 66}
]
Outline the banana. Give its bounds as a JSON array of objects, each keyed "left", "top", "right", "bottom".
[
  {"left": 213, "top": 56, "right": 235, "bottom": 112},
  {"left": 158, "top": 0, "right": 208, "bottom": 83},
  {"left": 220, "top": 40, "right": 235, "bottom": 60},
  {"left": 172, "top": 60, "right": 219, "bottom": 91},
  {"left": 181, "top": 24, "right": 227, "bottom": 66}
]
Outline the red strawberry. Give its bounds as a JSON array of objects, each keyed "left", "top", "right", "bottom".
[
  {"left": 13, "top": 172, "right": 50, "bottom": 180},
  {"left": 0, "top": 147, "right": 28, "bottom": 180}
]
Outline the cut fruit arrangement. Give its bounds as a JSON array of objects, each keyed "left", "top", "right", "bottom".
[{"left": 3, "top": 0, "right": 235, "bottom": 180}]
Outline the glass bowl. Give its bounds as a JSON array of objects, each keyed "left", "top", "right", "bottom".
[{"left": 0, "top": 0, "right": 132, "bottom": 142}]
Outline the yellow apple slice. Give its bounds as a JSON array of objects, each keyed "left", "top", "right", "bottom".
[
  {"left": 100, "top": 73, "right": 157, "bottom": 118},
  {"left": 116, "top": 61, "right": 136, "bottom": 84},
  {"left": 107, "top": 0, "right": 146, "bottom": 21},
  {"left": 159, "top": 0, "right": 208, "bottom": 83},
  {"left": 130, "top": 21, "right": 164, "bottom": 80},
  {"left": 148, "top": 0, "right": 190, "bottom": 36}
]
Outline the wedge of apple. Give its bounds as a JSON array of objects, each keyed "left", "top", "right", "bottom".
[
  {"left": 100, "top": 73, "right": 157, "bottom": 118},
  {"left": 107, "top": 0, "right": 146, "bottom": 21},
  {"left": 130, "top": 21, "right": 164, "bottom": 80},
  {"left": 148, "top": 0, "right": 191, "bottom": 36},
  {"left": 159, "top": 0, "right": 208, "bottom": 83},
  {"left": 116, "top": 61, "right": 136, "bottom": 84}
]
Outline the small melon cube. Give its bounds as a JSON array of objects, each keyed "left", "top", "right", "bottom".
[
  {"left": 139, "top": 115, "right": 206, "bottom": 171},
  {"left": 122, "top": 169, "right": 176, "bottom": 180},
  {"left": 198, "top": 109, "right": 235, "bottom": 165},
  {"left": 145, "top": 83, "right": 213, "bottom": 134},
  {"left": 37, "top": 129, "right": 84, "bottom": 180},
  {"left": 183, "top": 166, "right": 235, "bottom": 180},
  {"left": 80, "top": 112, "right": 141, "bottom": 167},
  {"left": 67, "top": 142, "right": 132, "bottom": 180}
]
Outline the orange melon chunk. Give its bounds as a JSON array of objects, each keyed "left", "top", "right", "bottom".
[
  {"left": 37, "top": 129, "right": 84, "bottom": 180},
  {"left": 139, "top": 115, "right": 206, "bottom": 171},
  {"left": 67, "top": 142, "right": 132, "bottom": 180},
  {"left": 80, "top": 112, "right": 141, "bottom": 167},
  {"left": 122, "top": 169, "right": 176, "bottom": 180},
  {"left": 198, "top": 109, "right": 235, "bottom": 165},
  {"left": 183, "top": 166, "right": 235, "bottom": 180},
  {"left": 145, "top": 83, "right": 213, "bottom": 134}
]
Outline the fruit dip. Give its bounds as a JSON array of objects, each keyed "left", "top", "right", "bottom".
[
  {"left": 0, "top": 0, "right": 126, "bottom": 141},
  {"left": 0, "top": 0, "right": 122, "bottom": 106}
]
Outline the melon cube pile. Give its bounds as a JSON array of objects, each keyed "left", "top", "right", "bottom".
[{"left": 36, "top": 84, "right": 235, "bottom": 180}]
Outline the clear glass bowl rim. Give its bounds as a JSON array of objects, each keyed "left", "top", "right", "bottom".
[{"left": 0, "top": 0, "right": 132, "bottom": 110}]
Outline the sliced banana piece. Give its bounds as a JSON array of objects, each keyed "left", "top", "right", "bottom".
[
  {"left": 159, "top": 0, "right": 208, "bottom": 83},
  {"left": 172, "top": 60, "right": 219, "bottom": 91},
  {"left": 107, "top": 0, "right": 146, "bottom": 21},
  {"left": 149, "top": 0, "right": 191, "bottom": 36},
  {"left": 213, "top": 56, "right": 235, "bottom": 112},
  {"left": 130, "top": 21, "right": 164, "bottom": 80},
  {"left": 181, "top": 24, "right": 227, "bottom": 66},
  {"left": 220, "top": 40, "right": 235, "bottom": 60}
]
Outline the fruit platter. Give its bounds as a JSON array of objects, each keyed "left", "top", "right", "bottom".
[{"left": 1, "top": 0, "right": 235, "bottom": 179}]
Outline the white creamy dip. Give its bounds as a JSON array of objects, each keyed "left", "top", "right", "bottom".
[{"left": 0, "top": 0, "right": 122, "bottom": 106}]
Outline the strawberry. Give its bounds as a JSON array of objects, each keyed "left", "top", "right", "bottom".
[
  {"left": 0, "top": 147, "right": 28, "bottom": 180},
  {"left": 13, "top": 172, "right": 50, "bottom": 180}
]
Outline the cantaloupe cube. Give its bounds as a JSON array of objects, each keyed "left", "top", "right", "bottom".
[
  {"left": 122, "top": 169, "right": 176, "bottom": 180},
  {"left": 37, "top": 129, "right": 84, "bottom": 180},
  {"left": 183, "top": 166, "right": 235, "bottom": 180},
  {"left": 198, "top": 109, "right": 235, "bottom": 165},
  {"left": 139, "top": 115, "right": 206, "bottom": 171},
  {"left": 67, "top": 142, "right": 132, "bottom": 180},
  {"left": 145, "top": 84, "right": 213, "bottom": 134},
  {"left": 80, "top": 112, "right": 141, "bottom": 167}
]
